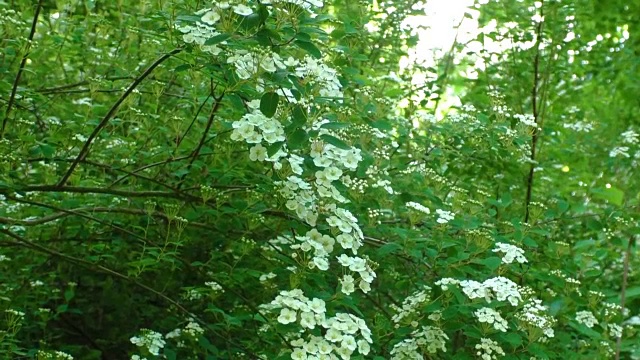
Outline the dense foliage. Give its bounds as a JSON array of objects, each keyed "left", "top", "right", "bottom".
[{"left": 1, "top": 0, "right": 639, "bottom": 359}]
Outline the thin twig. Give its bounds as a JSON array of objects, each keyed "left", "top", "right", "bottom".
[
  {"left": 0, "top": 228, "right": 198, "bottom": 320},
  {"left": 57, "top": 48, "right": 182, "bottom": 186},
  {"left": 1, "top": 0, "right": 44, "bottom": 138},
  {"left": 0, "top": 206, "right": 220, "bottom": 233},
  {"left": 4, "top": 184, "right": 194, "bottom": 201},
  {"left": 176, "top": 85, "right": 224, "bottom": 189},
  {"left": 5, "top": 195, "right": 149, "bottom": 243},
  {"left": 175, "top": 92, "right": 212, "bottom": 149}
]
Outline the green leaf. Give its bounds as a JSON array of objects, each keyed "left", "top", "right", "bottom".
[
  {"left": 260, "top": 92, "right": 280, "bottom": 118},
  {"left": 474, "top": 256, "right": 502, "bottom": 271},
  {"left": 64, "top": 289, "right": 75, "bottom": 302},
  {"left": 295, "top": 40, "right": 322, "bottom": 59},
  {"left": 204, "top": 33, "right": 231, "bottom": 45},
  {"left": 176, "top": 15, "right": 201, "bottom": 22},
  {"left": 568, "top": 321, "right": 601, "bottom": 338},
  {"left": 295, "top": 32, "right": 312, "bottom": 42},
  {"left": 291, "top": 105, "right": 307, "bottom": 128},
  {"left": 370, "top": 120, "right": 393, "bottom": 131},
  {"left": 500, "top": 332, "right": 523, "bottom": 346},
  {"left": 174, "top": 64, "right": 192, "bottom": 72},
  {"left": 288, "top": 129, "right": 308, "bottom": 150},
  {"left": 165, "top": 349, "right": 177, "bottom": 360},
  {"left": 320, "top": 134, "right": 350, "bottom": 150},
  {"left": 239, "top": 13, "right": 262, "bottom": 30},
  {"left": 626, "top": 286, "right": 640, "bottom": 299},
  {"left": 376, "top": 242, "right": 403, "bottom": 256},
  {"left": 591, "top": 186, "right": 624, "bottom": 206},
  {"left": 267, "top": 141, "right": 285, "bottom": 157}
]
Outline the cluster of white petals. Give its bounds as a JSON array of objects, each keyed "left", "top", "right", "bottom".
[
  {"left": 262, "top": 290, "right": 372, "bottom": 359},
  {"left": 492, "top": 242, "right": 528, "bottom": 264},
  {"left": 475, "top": 338, "right": 505, "bottom": 360},
  {"left": 406, "top": 201, "right": 430, "bottom": 215},
  {"left": 130, "top": 329, "right": 165, "bottom": 356},
  {"left": 516, "top": 298, "right": 556, "bottom": 339},
  {"left": 391, "top": 285, "right": 432, "bottom": 326},
  {"left": 390, "top": 326, "right": 449, "bottom": 358},
  {"left": 435, "top": 209, "right": 455, "bottom": 224},
  {"left": 576, "top": 310, "right": 599, "bottom": 328},
  {"left": 436, "top": 276, "right": 522, "bottom": 306},
  {"left": 475, "top": 307, "right": 508, "bottom": 332}
]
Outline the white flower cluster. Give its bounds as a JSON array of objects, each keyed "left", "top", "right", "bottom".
[
  {"left": 277, "top": 175, "right": 319, "bottom": 225},
  {"left": 273, "top": 136, "right": 363, "bottom": 229},
  {"left": 130, "top": 329, "right": 166, "bottom": 356},
  {"left": 294, "top": 56, "right": 343, "bottom": 99},
  {"left": 179, "top": 0, "right": 325, "bottom": 57},
  {"left": 0, "top": 8, "right": 28, "bottom": 27},
  {"left": 289, "top": 216, "right": 370, "bottom": 289},
  {"left": 205, "top": 281, "right": 224, "bottom": 292},
  {"left": 5, "top": 309, "right": 25, "bottom": 317},
  {"left": 366, "top": 165, "right": 395, "bottom": 194},
  {"left": 178, "top": 15, "right": 225, "bottom": 55},
  {"left": 231, "top": 104, "right": 286, "bottom": 147},
  {"left": 563, "top": 121, "right": 593, "bottom": 132},
  {"left": 492, "top": 242, "right": 527, "bottom": 264},
  {"left": 35, "top": 351, "right": 73, "bottom": 360},
  {"left": 621, "top": 129, "right": 639, "bottom": 144},
  {"left": 259, "top": 272, "right": 277, "bottom": 282},
  {"left": 607, "top": 323, "right": 623, "bottom": 338},
  {"left": 609, "top": 146, "right": 630, "bottom": 158},
  {"left": 268, "top": 0, "right": 324, "bottom": 11},
  {"left": 576, "top": 310, "right": 598, "bottom": 328},
  {"left": 514, "top": 113, "right": 536, "bottom": 127},
  {"left": 603, "top": 302, "right": 623, "bottom": 317},
  {"left": 390, "top": 326, "right": 449, "bottom": 358},
  {"left": 342, "top": 175, "right": 368, "bottom": 194},
  {"left": 229, "top": 49, "right": 291, "bottom": 80},
  {"left": 406, "top": 201, "right": 430, "bottom": 215},
  {"left": 516, "top": 298, "right": 555, "bottom": 339},
  {"left": 436, "top": 277, "right": 522, "bottom": 306},
  {"left": 609, "top": 128, "right": 639, "bottom": 158},
  {"left": 435, "top": 209, "right": 455, "bottom": 224},
  {"left": 475, "top": 338, "right": 505, "bottom": 360},
  {"left": 550, "top": 269, "right": 581, "bottom": 286},
  {"left": 165, "top": 319, "right": 205, "bottom": 345},
  {"left": 390, "top": 285, "right": 432, "bottom": 326},
  {"left": 336, "top": 254, "right": 376, "bottom": 294},
  {"left": 474, "top": 307, "right": 508, "bottom": 332},
  {"left": 262, "top": 290, "right": 372, "bottom": 360}
]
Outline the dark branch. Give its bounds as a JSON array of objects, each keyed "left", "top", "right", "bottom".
[
  {"left": 1, "top": 0, "right": 44, "bottom": 139},
  {"left": 57, "top": 48, "right": 182, "bottom": 186}
]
